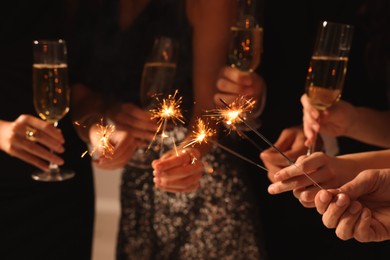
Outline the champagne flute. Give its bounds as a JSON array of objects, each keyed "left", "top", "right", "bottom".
[
  {"left": 227, "top": 0, "right": 263, "bottom": 131},
  {"left": 127, "top": 36, "right": 178, "bottom": 169},
  {"left": 228, "top": 0, "right": 263, "bottom": 72},
  {"left": 32, "top": 39, "right": 75, "bottom": 181},
  {"left": 305, "top": 21, "right": 354, "bottom": 154}
]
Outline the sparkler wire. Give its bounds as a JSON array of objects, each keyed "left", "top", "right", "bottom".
[
  {"left": 208, "top": 139, "right": 267, "bottom": 172},
  {"left": 219, "top": 98, "right": 323, "bottom": 190}
]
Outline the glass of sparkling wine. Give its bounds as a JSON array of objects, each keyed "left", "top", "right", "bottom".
[
  {"left": 228, "top": 1, "right": 263, "bottom": 73},
  {"left": 227, "top": 0, "right": 263, "bottom": 130},
  {"left": 32, "top": 39, "right": 75, "bottom": 181},
  {"left": 305, "top": 21, "right": 354, "bottom": 154},
  {"left": 127, "top": 36, "right": 178, "bottom": 169}
]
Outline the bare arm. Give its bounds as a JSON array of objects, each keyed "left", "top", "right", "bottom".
[
  {"left": 345, "top": 108, "right": 390, "bottom": 148},
  {"left": 184, "top": 0, "right": 235, "bottom": 154}
]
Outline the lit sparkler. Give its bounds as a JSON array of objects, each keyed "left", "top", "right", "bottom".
[
  {"left": 149, "top": 89, "right": 185, "bottom": 156},
  {"left": 183, "top": 118, "right": 267, "bottom": 171},
  {"left": 206, "top": 96, "right": 263, "bottom": 151},
  {"left": 75, "top": 118, "right": 116, "bottom": 159},
  {"left": 219, "top": 98, "right": 324, "bottom": 189},
  {"left": 206, "top": 96, "right": 256, "bottom": 132}
]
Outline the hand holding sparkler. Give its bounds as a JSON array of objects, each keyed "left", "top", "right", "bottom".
[
  {"left": 267, "top": 151, "right": 361, "bottom": 208},
  {"left": 214, "top": 66, "right": 266, "bottom": 130},
  {"left": 107, "top": 102, "right": 157, "bottom": 170},
  {"left": 76, "top": 117, "right": 142, "bottom": 169},
  {"left": 219, "top": 98, "right": 323, "bottom": 190},
  {"left": 260, "top": 126, "right": 307, "bottom": 175},
  {"left": 151, "top": 147, "right": 203, "bottom": 193}
]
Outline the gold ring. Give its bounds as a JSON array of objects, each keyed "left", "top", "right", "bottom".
[{"left": 25, "top": 126, "right": 37, "bottom": 142}]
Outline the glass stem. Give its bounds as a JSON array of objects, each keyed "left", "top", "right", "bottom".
[
  {"left": 50, "top": 121, "right": 60, "bottom": 174},
  {"left": 306, "top": 113, "right": 321, "bottom": 155}
]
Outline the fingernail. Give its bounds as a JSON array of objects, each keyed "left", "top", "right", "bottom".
[
  {"left": 335, "top": 194, "right": 347, "bottom": 207},
  {"left": 319, "top": 191, "right": 330, "bottom": 203},
  {"left": 268, "top": 185, "right": 275, "bottom": 194}
]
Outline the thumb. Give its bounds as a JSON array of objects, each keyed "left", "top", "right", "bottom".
[{"left": 338, "top": 170, "right": 376, "bottom": 200}]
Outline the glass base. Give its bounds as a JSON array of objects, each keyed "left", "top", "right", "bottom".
[{"left": 32, "top": 169, "right": 75, "bottom": 182}]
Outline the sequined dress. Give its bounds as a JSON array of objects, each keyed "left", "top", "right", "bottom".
[{"left": 117, "top": 127, "right": 265, "bottom": 259}]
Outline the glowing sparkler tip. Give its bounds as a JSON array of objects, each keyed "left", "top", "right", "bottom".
[
  {"left": 183, "top": 118, "right": 216, "bottom": 149},
  {"left": 147, "top": 89, "right": 185, "bottom": 154},
  {"left": 206, "top": 96, "right": 256, "bottom": 132}
]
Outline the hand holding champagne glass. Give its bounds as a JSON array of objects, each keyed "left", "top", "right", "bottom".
[
  {"left": 305, "top": 21, "right": 354, "bottom": 154},
  {"left": 32, "top": 39, "right": 75, "bottom": 181},
  {"left": 225, "top": 0, "right": 264, "bottom": 131}
]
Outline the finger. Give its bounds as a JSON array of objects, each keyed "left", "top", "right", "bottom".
[
  {"left": 108, "top": 137, "right": 138, "bottom": 161},
  {"left": 353, "top": 208, "right": 373, "bottom": 242},
  {"left": 153, "top": 150, "right": 200, "bottom": 172},
  {"left": 94, "top": 151, "right": 131, "bottom": 169},
  {"left": 334, "top": 201, "right": 363, "bottom": 240},
  {"left": 274, "top": 152, "right": 328, "bottom": 182},
  {"left": 315, "top": 189, "right": 334, "bottom": 214},
  {"left": 298, "top": 198, "right": 315, "bottom": 208},
  {"left": 120, "top": 103, "right": 152, "bottom": 121},
  {"left": 15, "top": 137, "right": 64, "bottom": 165},
  {"left": 113, "top": 104, "right": 157, "bottom": 131},
  {"left": 260, "top": 149, "right": 290, "bottom": 169},
  {"left": 322, "top": 193, "right": 350, "bottom": 229},
  {"left": 338, "top": 170, "right": 376, "bottom": 200},
  {"left": 219, "top": 66, "right": 253, "bottom": 86},
  {"left": 301, "top": 94, "right": 320, "bottom": 119},
  {"left": 10, "top": 148, "right": 51, "bottom": 171},
  {"left": 155, "top": 162, "right": 204, "bottom": 181},
  {"left": 94, "top": 140, "right": 139, "bottom": 169},
  {"left": 25, "top": 128, "right": 65, "bottom": 153},
  {"left": 269, "top": 167, "right": 326, "bottom": 194},
  {"left": 303, "top": 110, "right": 318, "bottom": 143},
  {"left": 117, "top": 125, "right": 156, "bottom": 141},
  {"left": 115, "top": 114, "right": 157, "bottom": 134},
  {"left": 22, "top": 116, "right": 65, "bottom": 142},
  {"left": 155, "top": 181, "right": 200, "bottom": 193},
  {"left": 216, "top": 77, "right": 246, "bottom": 95},
  {"left": 293, "top": 186, "right": 320, "bottom": 205},
  {"left": 155, "top": 173, "right": 202, "bottom": 191}
]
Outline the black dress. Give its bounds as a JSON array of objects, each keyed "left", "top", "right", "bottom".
[
  {"left": 75, "top": 0, "right": 267, "bottom": 259},
  {"left": 0, "top": 1, "right": 95, "bottom": 259}
]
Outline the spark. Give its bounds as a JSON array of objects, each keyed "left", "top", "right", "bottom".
[
  {"left": 205, "top": 96, "right": 263, "bottom": 151},
  {"left": 75, "top": 118, "right": 116, "bottom": 159},
  {"left": 206, "top": 96, "right": 256, "bottom": 132},
  {"left": 149, "top": 89, "right": 185, "bottom": 155},
  {"left": 219, "top": 98, "right": 323, "bottom": 189},
  {"left": 182, "top": 118, "right": 216, "bottom": 149},
  {"left": 182, "top": 118, "right": 267, "bottom": 171}
]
